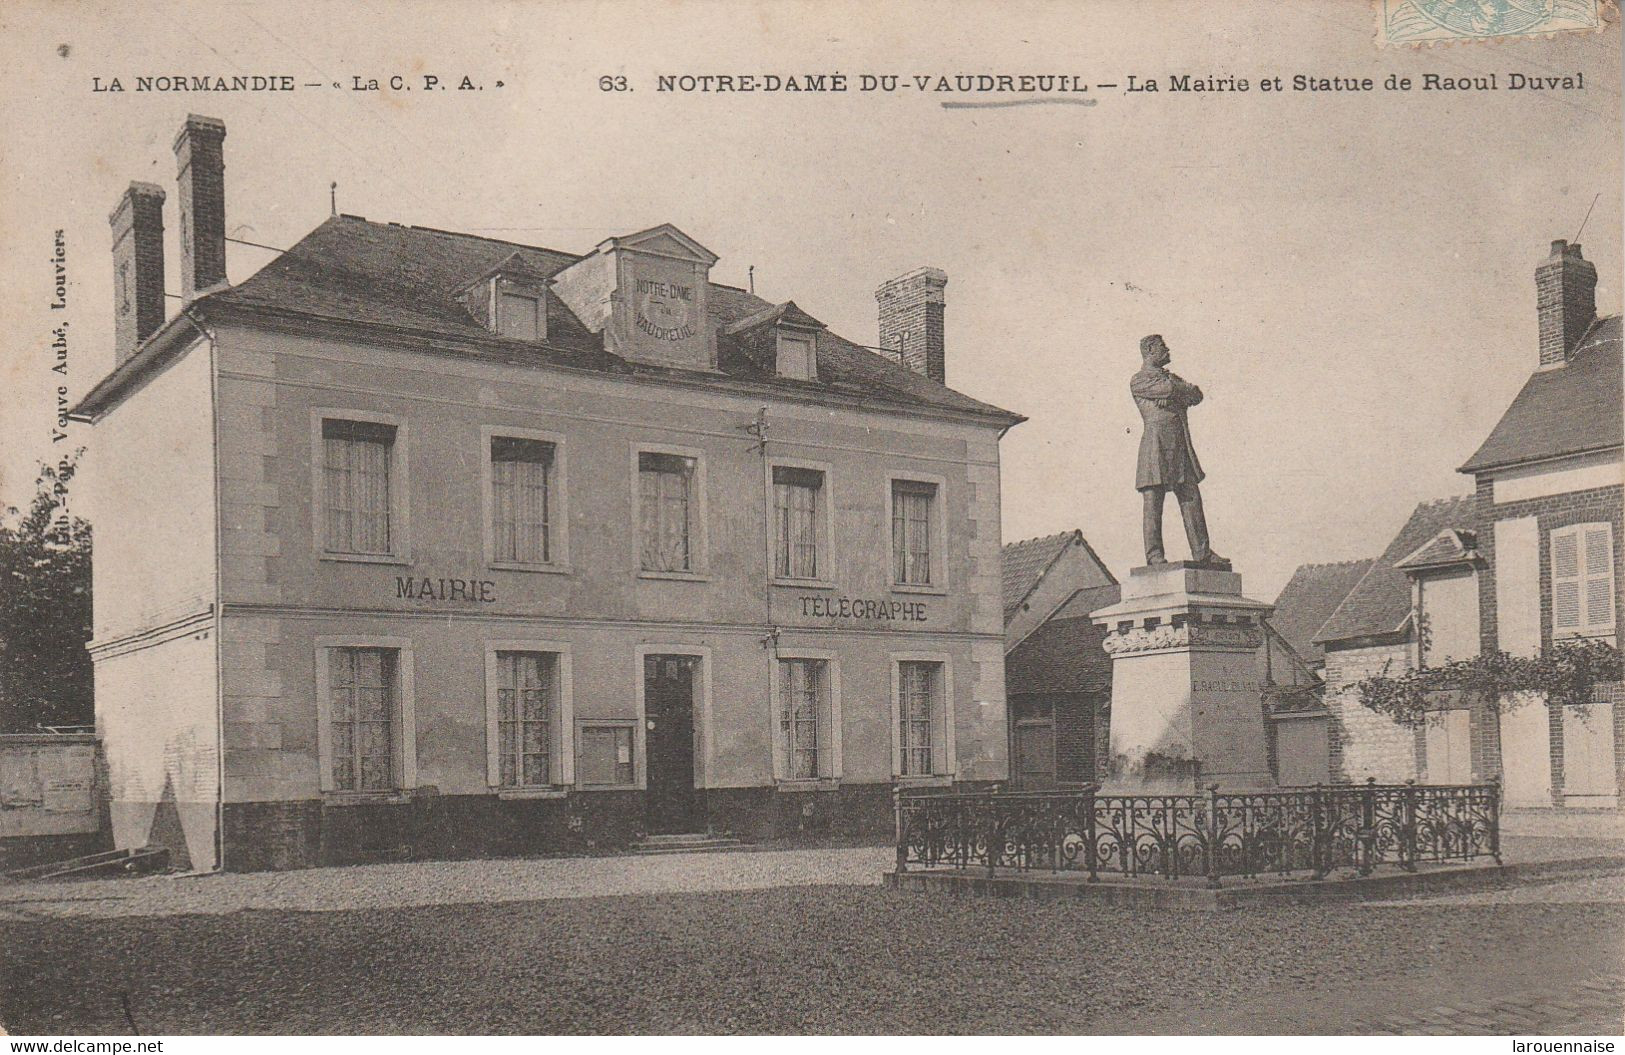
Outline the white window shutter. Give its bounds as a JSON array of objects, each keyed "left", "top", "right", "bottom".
[
  {"left": 1552, "top": 528, "right": 1583, "bottom": 636},
  {"left": 1582, "top": 523, "right": 1616, "bottom": 634}
]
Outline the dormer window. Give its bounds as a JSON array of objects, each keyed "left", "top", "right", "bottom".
[
  {"left": 498, "top": 289, "right": 542, "bottom": 341},
  {"left": 777, "top": 331, "right": 816, "bottom": 381},
  {"left": 459, "top": 252, "right": 552, "bottom": 343}
]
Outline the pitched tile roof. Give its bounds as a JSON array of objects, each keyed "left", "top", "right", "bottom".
[
  {"left": 1271, "top": 558, "right": 1377, "bottom": 663},
  {"left": 182, "top": 215, "right": 1020, "bottom": 424},
  {"left": 1393, "top": 529, "right": 1481, "bottom": 571},
  {"left": 1313, "top": 495, "right": 1478, "bottom": 645},
  {"left": 1460, "top": 315, "right": 1623, "bottom": 473},
  {"left": 1005, "top": 584, "right": 1122, "bottom": 696},
  {"left": 1002, "top": 531, "right": 1082, "bottom": 618}
]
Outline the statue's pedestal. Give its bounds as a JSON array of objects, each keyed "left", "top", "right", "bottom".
[{"left": 1090, "top": 562, "right": 1275, "bottom": 793}]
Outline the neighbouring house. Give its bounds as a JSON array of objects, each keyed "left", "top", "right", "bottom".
[
  {"left": 1271, "top": 559, "right": 1377, "bottom": 679},
  {"left": 70, "top": 114, "right": 1024, "bottom": 871},
  {"left": 1311, "top": 495, "right": 1481, "bottom": 783},
  {"left": 1002, "top": 530, "right": 1325, "bottom": 788},
  {"left": 1299, "top": 239, "right": 1622, "bottom": 803},
  {"left": 1460, "top": 242, "right": 1622, "bottom": 809},
  {"left": 1000, "top": 531, "right": 1118, "bottom": 788}
]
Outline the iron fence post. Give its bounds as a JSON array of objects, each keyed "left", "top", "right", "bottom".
[
  {"left": 1085, "top": 783, "right": 1100, "bottom": 883},
  {"left": 1358, "top": 776, "right": 1377, "bottom": 876},
  {"left": 957, "top": 799, "right": 970, "bottom": 871},
  {"left": 1490, "top": 775, "right": 1503, "bottom": 866},
  {"left": 986, "top": 800, "right": 999, "bottom": 879},
  {"left": 1311, "top": 783, "right": 1328, "bottom": 879},
  {"left": 1206, "top": 783, "right": 1222, "bottom": 889},
  {"left": 893, "top": 785, "right": 907, "bottom": 874},
  {"left": 1401, "top": 779, "right": 1418, "bottom": 872}
]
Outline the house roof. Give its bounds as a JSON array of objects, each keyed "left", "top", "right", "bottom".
[
  {"left": 74, "top": 215, "right": 1022, "bottom": 426},
  {"left": 1271, "top": 558, "right": 1376, "bottom": 663},
  {"left": 1314, "top": 495, "right": 1478, "bottom": 645},
  {"left": 1002, "top": 531, "right": 1082, "bottom": 619},
  {"left": 1460, "top": 315, "right": 1623, "bottom": 473},
  {"left": 1393, "top": 529, "right": 1481, "bottom": 572},
  {"left": 1005, "top": 584, "right": 1122, "bottom": 697},
  {"left": 721, "top": 300, "right": 824, "bottom": 336}
]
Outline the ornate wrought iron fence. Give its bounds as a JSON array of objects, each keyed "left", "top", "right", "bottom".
[{"left": 894, "top": 778, "right": 1500, "bottom": 887}]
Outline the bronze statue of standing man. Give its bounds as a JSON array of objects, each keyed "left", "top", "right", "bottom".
[{"left": 1132, "top": 334, "right": 1228, "bottom": 568}]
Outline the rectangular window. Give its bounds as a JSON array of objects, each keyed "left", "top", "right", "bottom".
[
  {"left": 498, "top": 291, "right": 542, "bottom": 341},
  {"left": 898, "top": 661, "right": 941, "bottom": 776},
  {"left": 491, "top": 437, "right": 553, "bottom": 564},
  {"left": 777, "top": 333, "right": 815, "bottom": 381},
  {"left": 495, "top": 652, "right": 556, "bottom": 787},
  {"left": 1553, "top": 522, "right": 1616, "bottom": 638},
  {"left": 323, "top": 419, "right": 395, "bottom": 554},
  {"left": 578, "top": 723, "right": 635, "bottom": 787},
  {"left": 773, "top": 466, "right": 823, "bottom": 579},
  {"left": 778, "top": 658, "right": 827, "bottom": 779},
  {"left": 329, "top": 647, "right": 398, "bottom": 792},
  {"left": 639, "top": 452, "right": 695, "bottom": 572},
  {"left": 892, "top": 480, "right": 937, "bottom": 585}
]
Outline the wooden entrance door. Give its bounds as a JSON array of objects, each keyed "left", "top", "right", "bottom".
[
  {"left": 644, "top": 654, "right": 700, "bottom": 833},
  {"left": 1499, "top": 694, "right": 1552, "bottom": 807},
  {"left": 1014, "top": 721, "right": 1056, "bottom": 789},
  {"left": 1425, "top": 709, "right": 1472, "bottom": 784},
  {"left": 1563, "top": 701, "right": 1618, "bottom": 807}
]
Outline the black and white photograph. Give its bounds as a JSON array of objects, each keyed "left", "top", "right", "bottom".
[{"left": 0, "top": 0, "right": 1621, "bottom": 1041}]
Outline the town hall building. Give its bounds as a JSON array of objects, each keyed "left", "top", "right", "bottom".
[{"left": 72, "top": 115, "right": 1023, "bottom": 871}]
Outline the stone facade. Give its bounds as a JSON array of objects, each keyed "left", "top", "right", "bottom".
[
  {"left": 76, "top": 122, "right": 1019, "bottom": 870},
  {"left": 1321, "top": 641, "right": 1419, "bottom": 783}
]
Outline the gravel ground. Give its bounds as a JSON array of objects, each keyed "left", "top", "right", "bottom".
[
  {"left": 1366, "top": 868, "right": 1625, "bottom": 906},
  {"left": 0, "top": 846, "right": 894, "bottom": 921},
  {"left": 1503, "top": 810, "right": 1625, "bottom": 840},
  {"left": 4, "top": 882, "right": 1620, "bottom": 1034}
]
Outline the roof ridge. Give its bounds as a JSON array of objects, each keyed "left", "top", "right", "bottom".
[
  {"left": 1003, "top": 529, "right": 1080, "bottom": 550},
  {"left": 1294, "top": 558, "right": 1374, "bottom": 571},
  {"left": 332, "top": 214, "right": 586, "bottom": 261}
]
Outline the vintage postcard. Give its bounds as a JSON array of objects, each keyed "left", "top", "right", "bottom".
[{"left": 0, "top": 0, "right": 1620, "bottom": 1042}]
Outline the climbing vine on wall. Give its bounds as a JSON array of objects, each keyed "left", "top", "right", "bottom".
[{"left": 1354, "top": 638, "right": 1622, "bottom": 728}]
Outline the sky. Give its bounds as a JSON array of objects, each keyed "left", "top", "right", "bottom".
[{"left": 1, "top": 0, "right": 1619, "bottom": 601}]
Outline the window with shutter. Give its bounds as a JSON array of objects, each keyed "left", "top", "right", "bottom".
[
  {"left": 772, "top": 466, "right": 823, "bottom": 579},
  {"left": 495, "top": 651, "right": 557, "bottom": 787},
  {"left": 491, "top": 437, "right": 553, "bottom": 564},
  {"left": 777, "top": 658, "right": 827, "bottom": 779},
  {"left": 328, "top": 647, "right": 399, "bottom": 792},
  {"left": 891, "top": 480, "right": 937, "bottom": 586},
  {"left": 497, "top": 291, "right": 542, "bottom": 341},
  {"left": 898, "top": 661, "right": 939, "bottom": 776},
  {"left": 639, "top": 452, "right": 696, "bottom": 572},
  {"left": 1552, "top": 523, "right": 1616, "bottom": 639},
  {"left": 322, "top": 419, "right": 397, "bottom": 555}
]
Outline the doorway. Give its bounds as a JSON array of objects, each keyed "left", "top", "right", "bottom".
[{"left": 643, "top": 654, "right": 700, "bottom": 833}]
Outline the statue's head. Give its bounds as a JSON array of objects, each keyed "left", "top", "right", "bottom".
[{"left": 1140, "top": 334, "right": 1170, "bottom": 366}]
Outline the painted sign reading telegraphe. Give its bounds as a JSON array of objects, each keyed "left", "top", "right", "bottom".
[{"left": 798, "top": 596, "right": 929, "bottom": 623}]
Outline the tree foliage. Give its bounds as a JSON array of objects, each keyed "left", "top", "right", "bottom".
[
  {"left": 0, "top": 454, "right": 93, "bottom": 731},
  {"left": 1354, "top": 638, "right": 1622, "bottom": 727}
]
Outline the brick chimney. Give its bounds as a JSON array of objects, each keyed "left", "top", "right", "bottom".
[
  {"left": 108, "top": 182, "right": 166, "bottom": 364},
  {"left": 173, "top": 114, "right": 228, "bottom": 301},
  {"left": 876, "top": 267, "right": 947, "bottom": 384},
  {"left": 1537, "top": 239, "right": 1597, "bottom": 367}
]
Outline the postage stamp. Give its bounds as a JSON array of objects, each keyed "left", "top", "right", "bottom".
[{"left": 1377, "top": 0, "right": 1609, "bottom": 45}]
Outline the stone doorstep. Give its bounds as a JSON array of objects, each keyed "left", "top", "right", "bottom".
[{"left": 883, "top": 853, "right": 1625, "bottom": 911}]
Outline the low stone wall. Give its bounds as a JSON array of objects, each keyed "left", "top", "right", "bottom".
[{"left": 0, "top": 734, "right": 106, "bottom": 871}]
